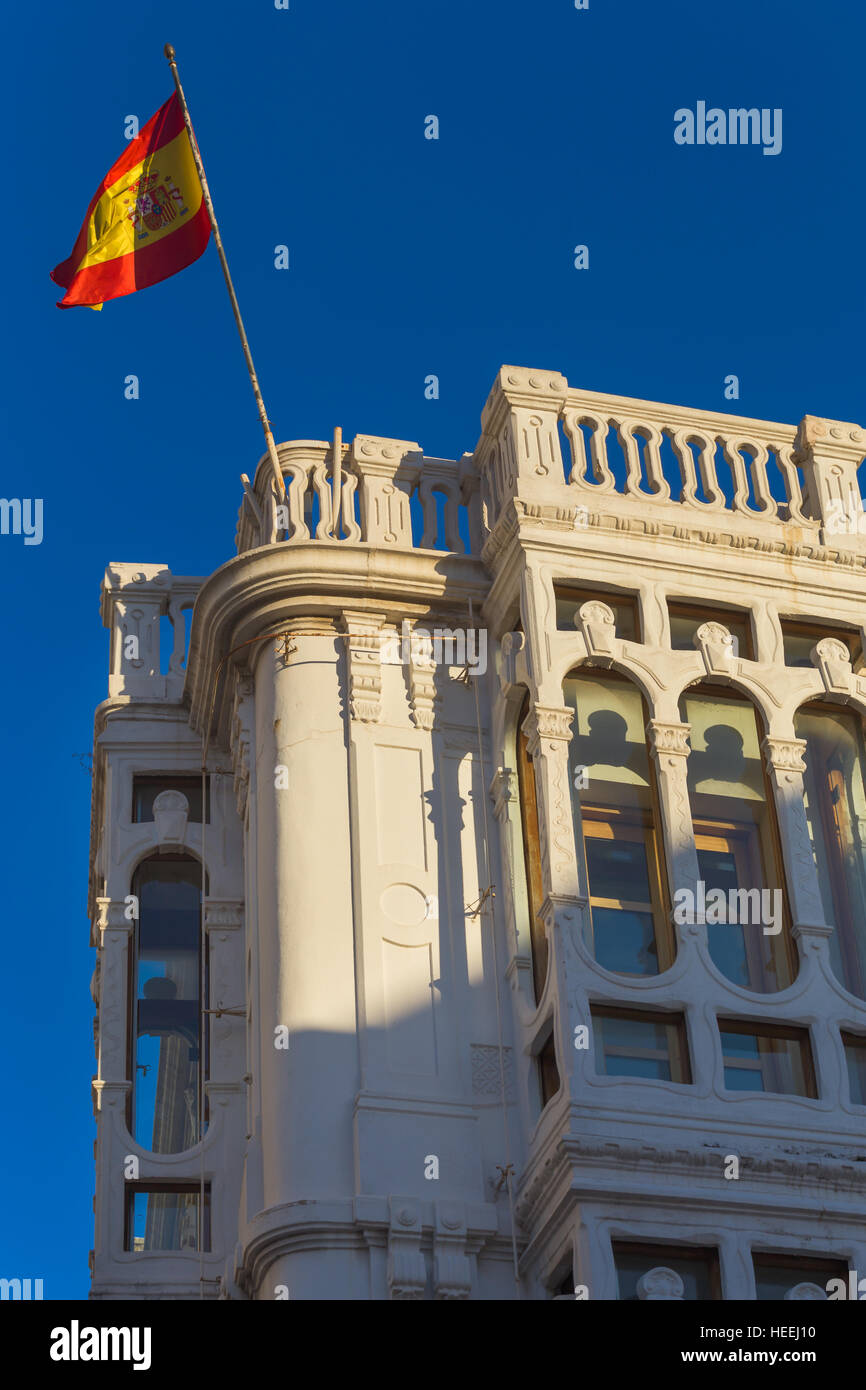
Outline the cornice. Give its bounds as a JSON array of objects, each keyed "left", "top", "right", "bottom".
[{"left": 184, "top": 541, "right": 490, "bottom": 749}]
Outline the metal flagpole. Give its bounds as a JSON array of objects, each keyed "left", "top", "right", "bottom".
[{"left": 164, "top": 43, "right": 285, "bottom": 502}]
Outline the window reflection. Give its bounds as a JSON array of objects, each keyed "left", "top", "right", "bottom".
[
  {"left": 564, "top": 672, "right": 672, "bottom": 976},
  {"left": 797, "top": 703, "right": 866, "bottom": 999},
  {"left": 131, "top": 854, "right": 204, "bottom": 1154},
  {"left": 681, "top": 687, "right": 793, "bottom": 993}
]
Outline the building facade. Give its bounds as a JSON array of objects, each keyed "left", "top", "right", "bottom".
[{"left": 88, "top": 366, "right": 866, "bottom": 1300}]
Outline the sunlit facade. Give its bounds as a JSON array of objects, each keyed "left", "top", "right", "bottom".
[{"left": 88, "top": 368, "right": 866, "bottom": 1299}]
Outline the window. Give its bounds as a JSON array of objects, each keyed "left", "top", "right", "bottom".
[
  {"left": 796, "top": 703, "right": 866, "bottom": 999},
  {"left": 842, "top": 1032, "right": 866, "bottom": 1105},
  {"left": 613, "top": 1242, "right": 720, "bottom": 1300},
  {"left": 554, "top": 584, "right": 639, "bottom": 641},
  {"left": 565, "top": 671, "right": 673, "bottom": 975},
  {"left": 681, "top": 685, "right": 794, "bottom": 992},
  {"left": 125, "top": 1184, "right": 210, "bottom": 1252},
  {"left": 668, "top": 601, "right": 755, "bottom": 661},
  {"left": 753, "top": 1253, "right": 848, "bottom": 1301},
  {"left": 132, "top": 774, "right": 210, "bottom": 824},
  {"left": 780, "top": 619, "right": 862, "bottom": 670},
  {"left": 130, "top": 854, "right": 205, "bottom": 1154},
  {"left": 718, "top": 1020, "right": 817, "bottom": 1097},
  {"left": 592, "top": 1007, "right": 691, "bottom": 1084},
  {"left": 537, "top": 1032, "right": 560, "bottom": 1107},
  {"left": 517, "top": 700, "right": 548, "bottom": 1004}
]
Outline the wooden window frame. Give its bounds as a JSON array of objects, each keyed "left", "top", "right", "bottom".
[
  {"left": 667, "top": 600, "right": 755, "bottom": 662},
  {"left": 780, "top": 618, "right": 863, "bottom": 671},
  {"left": 800, "top": 701, "right": 866, "bottom": 999},
  {"left": 581, "top": 807, "right": 674, "bottom": 974},
  {"left": 553, "top": 583, "right": 641, "bottom": 642},
  {"left": 592, "top": 1005, "right": 692, "bottom": 1084},
  {"left": 124, "top": 1181, "right": 211, "bottom": 1253},
  {"left": 683, "top": 683, "right": 796, "bottom": 992},
  {"left": 841, "top": 1030, "right": 866, "bottom": 1106},
  {"left": 517, "top": 698, "right": 548, "bottom": 1005},
  {"left": 613, "top": 1240, "right": 722, "bottom": 1301},
  {"left": 718, "top": 1018, "right": 817, "bottom": 1099}
]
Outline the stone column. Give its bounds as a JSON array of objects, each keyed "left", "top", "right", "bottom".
[
  {"left": 794, "top": 414, "right": 866, "bottom": 544},
  {"left": 521, "top": 704, "right": 583, "bottom": 901},
  {"left": 761, "top": 735, "right": 832, "bottom": 960},
  {"left": 646, "top": 720, "right": 702, "bottom": 941},
  {"left": 251, "top": 627, "right": 358, "bottom": 1217}
]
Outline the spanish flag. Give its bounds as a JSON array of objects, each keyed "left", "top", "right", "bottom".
[{"left": 51, "top": 93, "right": 210, "bottom": 309}]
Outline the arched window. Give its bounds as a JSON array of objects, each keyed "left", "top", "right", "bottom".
[
  {"left": 564, "top": 670, "right": 672, "bottom": 976},
  {"left": 679, "top": 685, "right": 793, "bottom": 993},
  {"left": 795, "top": 701, "right": 866, "bottom": 999},
  {"left": 130, "top": 853, "right": 204, "bottom": 1154}
]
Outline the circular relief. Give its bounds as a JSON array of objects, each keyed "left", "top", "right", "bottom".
[{"left": 380, "top": 883, "right": 429, "bottom": 927}]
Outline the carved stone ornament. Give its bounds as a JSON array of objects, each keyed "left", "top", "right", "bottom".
[
  {"left": 152, "top": 789, "right": 189, "bottom": 845},
  {"left": 387, "top": 1200, "right": 425, "bottom": 1300},
  {"left": 694, "top": 620, "right": 735, "bottom": 676},
  {"left": 637, "top": 1267, "right": 684, "bottom": 1301},
  {"left": 576, "top": 600, "right": 617, "bottom": 657},
  {"left": 811, "top": 636, "right": 853, "bottom": 694},
  {"left": 646, "top": 720, "right": 691, "bottom": 759}
]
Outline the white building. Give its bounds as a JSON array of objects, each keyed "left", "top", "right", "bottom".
[{"left": 88, "top": 366, "right": 866, "bottom": 1300}]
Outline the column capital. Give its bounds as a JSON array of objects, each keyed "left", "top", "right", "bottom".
[
  {"left": 761, "top": 735, "right": 807, "bottom": 776},
  {"left": 522, "top": 703, "right": 574, "bottom": 756},
  {"left": 646, "top": 719, "right": 691, "bottom": 759}
]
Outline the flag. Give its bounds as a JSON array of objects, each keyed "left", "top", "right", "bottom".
[{"left": 51, "top": 93, "right": 210, "bottom": 309}]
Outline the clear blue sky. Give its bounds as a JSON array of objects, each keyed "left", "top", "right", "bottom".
[{"left": 2, "top": 0, "right": 863, "bottom": 1299}]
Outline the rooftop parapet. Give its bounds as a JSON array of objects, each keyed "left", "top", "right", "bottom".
[{"left": 474, "top": 366, "right": 866, "bottom": 561}]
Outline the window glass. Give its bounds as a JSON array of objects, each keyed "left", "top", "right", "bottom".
[
  {"left": 719, "top": 1022, "right": 815, "bottom": 1097},
  {"left": 132, "top": 856, "right": 203, "bottom": 1154},
  {"left": 668, "top": 603, "right": 753, "bottom": 661},
  {"left": 842, "top": 1033, "right": 866, "bottom": 1105},
  {"left": 592, "top": 1008, "right": 690, "bottom": 1084},
  {"left": 681, "top": 688, "right": 792, "bottom": 992},
  {"left": 781, "top": 622, "right": 862, "bottom": 670},
  {"left": 554, "top": 586, "right": 638, "bottom": 641},
  {"left": 614, "top": 1243, "right": 719, "bottom": 1300},
  {"left": 564, "top": 673, "right": 672, "bottom": 976},
  {"left": 753, "top": 1255, "right": 847, "bottom": 1301},
  {"left": 126, "top": 1186, "right": 210, "bottom": 1252},
  {"left": 132, "top": 775, "right": 209, "bottom": 823},
  {"left": 797, "top": 704, "right": 866, "bottom": 999}
]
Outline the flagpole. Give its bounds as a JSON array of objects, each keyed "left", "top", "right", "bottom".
[{"left": 164, "top": 43, "right": 285, "bottom": 504}]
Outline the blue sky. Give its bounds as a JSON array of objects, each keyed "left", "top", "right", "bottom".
[{"left": 2, "top": 0, "right": 863, "bottom": 1299}]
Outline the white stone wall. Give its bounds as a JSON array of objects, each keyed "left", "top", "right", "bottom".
[{"left": 89, "top": 372, "right": 866, "bottom": 1299}]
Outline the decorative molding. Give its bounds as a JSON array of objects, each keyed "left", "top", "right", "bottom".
[
  {"left": 341, "top": 612, "right": 386, "bottom": 723},
  {"left": 387, "top": 1199, "right": 426, "bottom": 1300},
  {"left": 646, "top": 720, "right": 691, "bottom": 759},
  {"left": 522, "top": 704, "right": 574, "bottom": 755},
  {"left": 811, "top": 636, "right": 853, "bottom": 694},
  {"left": 761, "top": 736, "right": 807, "bottom": 776},
  {"left": 470, "top": 1044, "right": 516, "bottom": 1101},
  {"left": 433, "top": 1203, "right": 472, "bottom": 1300}
]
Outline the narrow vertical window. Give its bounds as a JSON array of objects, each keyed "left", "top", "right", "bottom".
[
  {"left": 130, "top": 854, "right": 203, "bottom": 1154},
  {"left": 564, "top": 671, "right": 672, "bottom": 976},
  {"left": 796, "top": 703, "right": 866, "bottom": 999},
  {"left": 680, "top": 686, "right": 793, "bottom": 992},
  {"left": 517, "top": 697, "right": 548, "bottom": 1003}
]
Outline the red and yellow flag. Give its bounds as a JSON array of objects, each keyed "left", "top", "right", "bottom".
[{"left": 51, "top": 93, "right": 210, "bottom": 309}]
